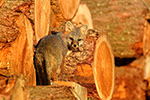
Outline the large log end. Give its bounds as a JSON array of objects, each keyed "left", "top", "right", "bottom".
[{"left": 93, "top": 32, "right": 115, "bottom": 100}]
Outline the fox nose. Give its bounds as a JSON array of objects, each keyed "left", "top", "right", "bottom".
[
  {"left": 73, "top": 44, "right": 77, "bottom": 48},
  {"left": 72, "top": 42, "right": 78, "bottom": 48}
]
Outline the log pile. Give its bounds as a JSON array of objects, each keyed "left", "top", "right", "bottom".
[
  {"left": 0, "top": 0, "right": 109, "bottom": 99},
  {"left": 0, "top": 0, "right": 149, "bottom": 100}
]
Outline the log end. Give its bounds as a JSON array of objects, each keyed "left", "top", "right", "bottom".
[{"left": 93, "top": 32, "right": 115, "bottom": 100}]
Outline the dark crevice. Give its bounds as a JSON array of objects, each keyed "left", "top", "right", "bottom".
[
  {"left": 115, "top": 57, "right": 136, "bottom": 66},
  {"left": 145, "top": 80, "right": 150, "bottom": 100}
]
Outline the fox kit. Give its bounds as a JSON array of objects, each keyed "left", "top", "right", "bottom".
[{"left": 34, "top": 21, "right": 88, "bottom": 85}]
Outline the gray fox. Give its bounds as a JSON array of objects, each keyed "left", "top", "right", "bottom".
[{"left": 34, "top": 21, "right": 88, "bottom": 85}]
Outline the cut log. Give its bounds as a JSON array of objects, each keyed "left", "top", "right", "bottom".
[
  {"left": 0, "top": 75, "right": 16, "bottom": 100},
  {"left": 50, "top": 0, "right": 80, "bottom": 27},
  {"left": 0, "top": 14, "right": 36, "bottom": 86},
  {"left": 29, "top": 83, "right": 86, "bottom": 100},
  {"left": 0, "top": 0, "right": 4, "bottom": 7},
  {"left": 49, "top": 10, "right": 57, "bottom": 28},
  {"left": 50, "top": 0, "right": 66, "bottom": 27},
  {"left": 93, "top": 32, "right": 115, "bottom": 100},
  {"left": 11, "top": 14, "right": 36, "bottom": 86},
  {"left": 72, "top": 3, "right": 93, "bottom": 29},
  {"left": 12, "top": 75, "right": 31, "bottom": 100},
  {"left": 82, "top": 0, "right": 145, "bottom": 58},
  {"left": 12, "top": 14, "right": 36, "bottom": 86},
  {"left": 143, "top": 13, "right": 150, "bottom": 57},
  {"left": 143, "top": 12, "right": 150, "bottom": 80},
  {"left": 113, "top": 65, "right": 146, "bottom": 100},
  {"left": 35, "top": 0, "right": 50, "bottom": 44},
  {"left": 0, "top": 75, "right": 31, "bottom": 100},
  {"left": 54, "top": 81, "right": 87, "bottom": 100},
  {"left": 58, "top": 0, "right": 80, "bottom": 20}
]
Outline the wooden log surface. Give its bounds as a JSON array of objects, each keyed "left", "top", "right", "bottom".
[
  {"left": 29, "top": 85, "right": 77, "bottom": 100},
  {"left": 143, "top": 13, "right": 150, "bottom": 56},
  {"left": 93, "top": 32, "right": 115, "bottom": 100},
  {"left": 11, "top": 75, "right": 31, "bottom": 100},
  {"left": 0, "top": 12, "right": 36, "bottom": 86},
  {"left": 11, "top": 14, "right": 36, "bottom": 86},
  {"left": 0, "top": 0, "right": 3, "bottom": 7},
  {"left": 72, "top": 3, "right": 93, "bottom": 29},
  {"left": 143, "top": 12, "right": 150, "bottom": 80},
  {"left": 82, "top": 0, "right": 145, "bottom": 58},
  {"left": 0, "top": 75, "right": 31, "bottom": 100},
  {"left": 0, "top": 75, "right": 16, "bottom": 100},
  {"left": 58, "top": 0, "right": 80, "bottom": 20},
  {"left": 0, "top": 75, "right": 87, "bottom": 100},
  {"left": 54, "top": 81, "right": 87, "bottom": 100},
  {"left": 50, "top": 0, "right": 66, "bottom": 27},
  {"left": 35, "top": 0, "right": 50, "bottom": 44}
]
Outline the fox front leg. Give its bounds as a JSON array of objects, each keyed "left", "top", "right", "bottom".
[{"left": 58, "top": 57, "right": 66, "bottom": 81}]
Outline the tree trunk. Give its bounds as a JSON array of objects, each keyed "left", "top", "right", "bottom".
[{"left": 35, "top": 0, "right": 50, "bottom": 44}]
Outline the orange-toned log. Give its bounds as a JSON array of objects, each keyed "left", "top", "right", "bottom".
[
  {"left": 11, "top": 14, "right": 36, "bottom": 86},
  {"left": 143, "top": 13, "right": 150, "bottom": 79},
  {"left": 93, "top": 32, "right": 115, "bottom": 100},
  {"left": 35, "top": 0, "right": 50, "bottom": 44},
  {"left": 0, "top": 14, "right": 36, "bottom": 86},
  {"left": 54, "top": 81, "right": 87, "bottom": 100},
  {"left": 72, "top": 3, "right": 93, "bottom": 29},
  {"left": 49, "top": 10, "right": 57, "bottom": 28},
  {"left": 58, "top": 0, "right": 80, "bottom": 20},
  {"left": 0, "top": 0, "right": 4, "bottom": 7}
]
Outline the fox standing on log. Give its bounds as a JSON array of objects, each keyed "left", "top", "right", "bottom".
[{"left": 34, "top": 21, "right": 88, "bottom": 85}]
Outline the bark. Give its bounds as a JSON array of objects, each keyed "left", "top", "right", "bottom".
[
  {"left": 29, "top": 85, "right": 77, "bottom": 100},
  {"left": 82, "top": 0, "right": 146, "bottom": 58},
  {"left": 0, "top": 75, "right": 31, "bottom": 100},
  {"left": 12, "top": 75, "right": 31, "bottom": 100},
  {"left": 50, "top": 0, "right": 66, "bottom": 27},
  {"left": 54, "top": 81, "right": 87, "bottom": 100}
]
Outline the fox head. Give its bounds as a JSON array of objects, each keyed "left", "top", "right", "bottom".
[{"left": 63, "top": 21, "right": 88, "bottom": 52}]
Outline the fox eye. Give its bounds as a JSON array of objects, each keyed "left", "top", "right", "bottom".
[
  {"left": 78, "top": 39, "right": 82, "bottom": 41},
  {"left": 69, "top": 37, "right": 74, "bottom": 40}
]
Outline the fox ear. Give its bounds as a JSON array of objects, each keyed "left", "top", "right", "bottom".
[
  {"left": 65, "top": 21, "right": 74, "bottom": 32},
  {"left": 80, "top": 24, "right": 88, "bottom": 35}
]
